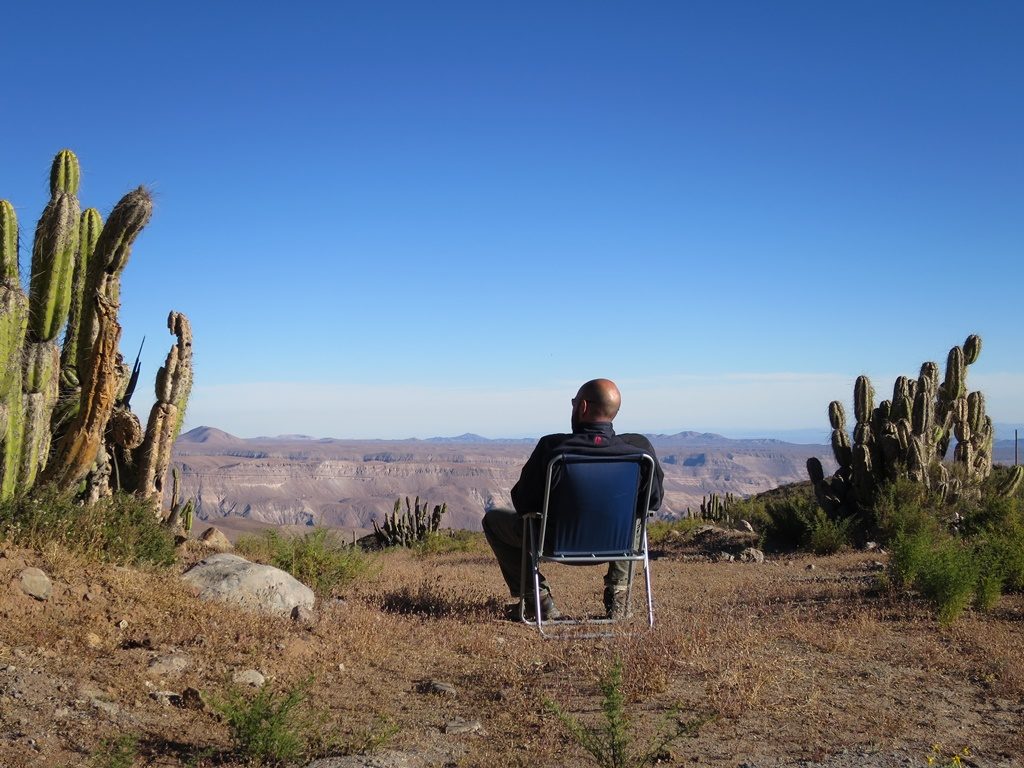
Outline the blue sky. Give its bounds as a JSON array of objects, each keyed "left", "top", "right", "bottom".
[{"left": 2, "top": 2, "right": 1021, "bottom": 440}]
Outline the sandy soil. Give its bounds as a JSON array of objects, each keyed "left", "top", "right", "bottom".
[{"left": 0, "top": 531, "right": 1021, "bottom": 767}]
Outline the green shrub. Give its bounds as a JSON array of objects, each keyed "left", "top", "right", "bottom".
[
  {"left": 236, "top": 529, "right": 376, "bottom": 596},
  {"left": 646, "top": 517, "right": 703, "bottom": 546},
  {"left": 211, "top": 681, "right": 312, "bottom": 767},
  {"left": 0, "top": 488, "right": 175, "bottom": 566},
  {"left": 545, "top": 657, "right": 707, "bottom": 768},
  {"left": 873, "top": 476, "right": 937, "bottom": 542},
  {"left": 889, "top": 527, "right": 985, "bottom": 625},
  {"left": 760, "top": 495, "right": 820, "bottom": 550},
  {"left": 807, "top": 514, "right": 854, "bottom": 555},
  {"left": 411, "top": 529, "right": 475, "bottom": 556},
  {"left": 729, "top": 497, "right": 772, "bottom": 532},
  {"left": 921, "top": 538, "right": 978, "bottom": 625}
]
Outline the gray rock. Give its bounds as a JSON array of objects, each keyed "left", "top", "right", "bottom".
[
  {"left": 740, "top": 547, "right": 765, "bottom": 563},
  {"left": 444, "top": 718, "right": 482, "bottom": 734},
  {"left": 18, "top": 568, "right": 52, "bottom": 601},
  {"left": 740, "top": 519, "right": 755, "bottom": 533},
  {"left": 198, "top": 526, "right": 233, "bottom": 552},
  {"left": 90, "top": 697, "right": 120, "bottom": 717},
  {"left": 149, "top": 690, "right": 178, "bottom": 706},
  {"left": 232, "top": 669, "right": 266, "bottom": 687},
  {"left": 148, "top": 653, "right": 190, "bottom": 676},
  {"left": 291, "top": 604, "right": 316, "bottom": 623},
  {"left": 181, "top": 553, "right": 314, "bottom": 617},
  {"left": 416, "top": 680, "right": 456, "bottom": 697}
]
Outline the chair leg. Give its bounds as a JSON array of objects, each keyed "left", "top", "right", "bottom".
[
  {"left": 642, "top": 529, "right": 654, "bottom": 628},
  {"left": 519, "top": 517, "right": 530, "bottom": 623}
]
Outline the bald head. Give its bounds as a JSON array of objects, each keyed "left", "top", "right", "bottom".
[{"left": 572, "top": 378, "right": 621, "bottom": 428}]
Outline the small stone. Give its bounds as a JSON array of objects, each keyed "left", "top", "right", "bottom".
[
  {"left": 116, "top": 619, "right": 129, "bottom": 630},
  {"left": 232, "top": 669, "right": 266, "bottom": 687},
  {"left": 740, "top": 520, "right": 755, "bottom": 533},
  {"left": 416, "top": 680, "right": 457, "bottom": 697},
  {"left": 198, "top": 526, "right": 233, "bottom": 552},
  {"left": 291, "top": 605, "right": 315, "bottom": 623},
  {"left": 18, "top": 568, "right": 52, "bottom": 601},
  {"left": 444, "top": 718, "right": 482, "bottom": 735},
  {"left": 148, "top": 654, "right": 190, "bottom": 676},
  {"left": 806, "top": 563, "right": 816, "bottom": 571},
  {"left": 337, "top": 663, "right": 345, "bottom": 672},
  {"left": 90, "top": 697, "right": 120, "bottom": 717},
  {"left": 739, "top": 547, "right": 765, "bottom": 563},
  {"left": 179, "top": 687, "right": 206, "bottom": 710},
  {"left": 865, "top": 541, "right": 879, "bottom": 551},
  {"left": 84, "top": 633, "right": 103, "bottom": 650},
  {"left": 149, "top": 690, "right": 178, "bottom": 706}
]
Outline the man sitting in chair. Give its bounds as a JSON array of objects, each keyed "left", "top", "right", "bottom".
[{"left": 483, "top": 378, "right": 664, "bottom": 620}]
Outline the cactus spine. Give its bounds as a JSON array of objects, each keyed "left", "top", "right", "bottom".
[{"left": 808, "top": 335, "right": 998, "bottom": 521}]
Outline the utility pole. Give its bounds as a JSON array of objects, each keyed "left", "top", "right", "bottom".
[{"left": 1016, "top": 429, "right": 1019, "bottom": 466}]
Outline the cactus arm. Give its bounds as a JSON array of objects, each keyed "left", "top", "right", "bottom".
[
  {"left": 60, "top": 207, "right": 103, "bottom": 389},
  {"left": 77, "top": 187, "right": 153, "bottom": 377},
  {"left": 134, "top": 311, "right": 193, "bottom": 511},
  {"left": 39, "top": 295, "right": 122, "bottom": 489},
  {"left": 0, "top": 202, "right": 27, "bottom": 499},
  {"left": 42, "top": 187, "right": 153, "bottom": 492},
  {"left": 28, "top": 151, "right": 81, "bottom": 343},
  {"left": 963, "top": 334, "right": 982, "bottom": 366},
  {"left": 0, "top": 200, "right": 18, "bottom": 282}
]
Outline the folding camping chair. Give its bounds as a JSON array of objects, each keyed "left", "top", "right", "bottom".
[{"left": 519, "top": 452, "right": 657, "bottom": 637}]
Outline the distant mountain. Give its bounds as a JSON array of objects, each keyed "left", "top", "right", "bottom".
[
  {"left": 171, "top": 425, "right": 835, "bottom": 532},
  {"left": 425, "top": 433, "right": 492, "bottom": 443},
  {"left": 178, "top": 426, "right": 242, "bottom": 445}
]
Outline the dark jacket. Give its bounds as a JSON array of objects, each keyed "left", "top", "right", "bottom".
[{"left": 510, "top": 422, "right": 664, "bottom": 516}]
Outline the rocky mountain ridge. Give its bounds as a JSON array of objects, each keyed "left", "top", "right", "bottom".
[
  {"left": 172, "top": 426, "right": 1020, "bottom": 536},
  {"left": 172, "top": 426, "right": 843, "bottom": 535}
]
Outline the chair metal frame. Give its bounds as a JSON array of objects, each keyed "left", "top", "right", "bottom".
[{"left": 518, "top": 452, "right": 656, "bottom": 637}]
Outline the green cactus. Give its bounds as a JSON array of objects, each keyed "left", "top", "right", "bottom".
[
  {"left": 0, "top": 200, "right": 18, "bottom": 281},
  {"left": 0, "top": 149, "right": 193, "bottom": 517},
  {"left": 808, "top": 335, "right": 995, "bottom": 523},
  {"left": 132, "top": 311, "right": 193, "bottom": 507},
  {"left": 28, "top": 150, "right": 81, "bottom": 344},
  {"left": 373, "top": 496, "right": 448, "bottom": 548},
  {"left": 0, "top": 202, "right": 27, "bottom": 500},
  {"left": 59, "top": 208, "right": 103, "bottom": 391},
  {"left": 963, "top": 334, "right": 982, "bottom": 366},
  {"left": 853, "top": 375, "right": 873, "bottom": 424}
]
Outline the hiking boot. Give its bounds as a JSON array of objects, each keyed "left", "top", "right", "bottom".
[
  {"left": 511, "top": 592, "right": 561, "bottom": 621},
  {"left": 604, "top": 585, "right": 629, "bottom": 620}
]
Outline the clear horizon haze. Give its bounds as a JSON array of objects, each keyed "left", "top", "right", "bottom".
[{"left": 3, "top": 2, "right": 1022, "bottom": 441}]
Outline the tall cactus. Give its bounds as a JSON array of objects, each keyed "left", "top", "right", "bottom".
[
  {"left": 0, "top": 149, "right": 193, "bottom": 515},
  {"left": 18, "top": 150, "right": 82, "bottom": 487},
  {"left": 0, "top": 201, "right": 28, "bottom": 500},
  {"left": 808, "top": 335, "right": 998, "bottom": 521},
  {"left": 133, "top": 311, "right": 193, "bottom": 508}
]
